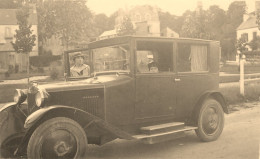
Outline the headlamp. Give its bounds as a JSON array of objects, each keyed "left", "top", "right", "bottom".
[
  {"left": 14, "top": 89, "right": 27, "bottom": 104},
  {"left": 35, "top": 90, "right": 49, "bottom": 107}
]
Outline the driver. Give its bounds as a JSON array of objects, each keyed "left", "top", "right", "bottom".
[
  {"left": 70, "top": 52, "right": 90, "bottom": 77},
  {"left": 147, "top": 54, "right": 159, "bottom": 73}
]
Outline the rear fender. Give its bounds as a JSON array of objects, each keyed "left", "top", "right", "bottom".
[{"left": 190, "top": 91, "right": 228, "bottom": 125}]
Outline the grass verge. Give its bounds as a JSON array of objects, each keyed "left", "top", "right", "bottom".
[{"left": 220, "top": 82, "right": 260, "bottom": 105}]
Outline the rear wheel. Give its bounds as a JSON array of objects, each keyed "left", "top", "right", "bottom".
[
  {"left": 195, "top": 98, "right": 224, "bottom": 142},
  {"left": 27, "top": 117, "right": 87, "bottom": 159}
]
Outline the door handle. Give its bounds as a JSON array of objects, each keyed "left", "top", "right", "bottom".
[{"left": 174, "top": 78, "right": 181, "bottom": 82}]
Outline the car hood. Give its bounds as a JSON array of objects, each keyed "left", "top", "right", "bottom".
[{"left": 36, "top": 75, "right": 132, "bottom": 92}]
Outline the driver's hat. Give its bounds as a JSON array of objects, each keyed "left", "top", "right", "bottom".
[{"left": 73, "top": 52, "right": 84, "bottom": 60}]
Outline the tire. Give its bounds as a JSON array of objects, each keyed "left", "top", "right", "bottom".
[
  {"left": 27, "top": 117, "right": 87, "bottom": 159},
  {"left": 195, "top": 98, "right": 224, "bottom": 142}
]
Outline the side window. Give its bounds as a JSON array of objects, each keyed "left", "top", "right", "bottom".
[
  {"left": 177, "top": 43, "right": 208, "bottom": 72},
  {"left": 136, "top": 41, "right": 173, "bottom": 73}
]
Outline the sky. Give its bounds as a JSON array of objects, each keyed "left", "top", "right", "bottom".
[{"left": 87, "top": 0, "right": 256, "bottom": 16}]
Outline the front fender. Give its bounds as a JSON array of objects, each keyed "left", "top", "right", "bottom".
[
  {"left": 0, "top": 103, "right": 27, "bottom": 157},
  {"left": 15, "top": 105, "right": 133, "bottom": 156},
  {"left": 24, "top": 105, "right": 97, "bottom": 129},
  {"left": 24, "top": 105, "right": 134, "bottom": 139}
]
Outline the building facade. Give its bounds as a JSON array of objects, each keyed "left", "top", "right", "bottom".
[
  {"left": 236, "top": 1, "right": 260, "bottom": 52},
  {"left": 99, "top": 5, "right": 177, "bottom": 40},
  {"left": 0, "top": 9, "right": 38, "bottom": 73}
]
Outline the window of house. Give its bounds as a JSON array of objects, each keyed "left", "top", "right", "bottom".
[
  {"left": 145, "top": 14, "right": 151, "bottom": 21},
  {"left": 5, "top": 27, "right": 12, "bottom": 38},
  {"left": 136, "top": 41, "right": 173, "bottom": 73},
  {"left": 177, "top": 43, "right": 208, "bottom": 72},
  {"left": 147, "top": 26, "right": 150, "bottom": 33},
  {"left": 241, "top": 33, "right": 248, "bottom": 42},
  {"left": 135, "top": 14, "right": 141, "bottom": 21},
  {"left": 253, "top": 32, "right": 257, "bottom": 40}
]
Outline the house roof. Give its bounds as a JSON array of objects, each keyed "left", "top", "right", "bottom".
[
  {"left": 99, "top": 29, "right": 117, "bottom": 37},
  {"left": 237, "top": 16, "right": 258, "bottom": 30},
  {"left": 0, "top": 42, "right": 14, "bottom": 52},
  {"left": 161, "top": 27, "right": 178, "bottom": 34},
  {"left": 0, "top": 9, "right": 37, "bottom": 25}
]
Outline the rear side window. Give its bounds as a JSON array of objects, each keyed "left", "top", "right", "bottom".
[
  {"left": 177, "top": 43, "right": 208, "bottom": 72},
  {"left": 136, "top": 41, "right": 173, "bottom": 73}
]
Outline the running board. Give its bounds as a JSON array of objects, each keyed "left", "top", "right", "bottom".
[{"left": 133, "top": 126, "right": 197, "bottom": 144}]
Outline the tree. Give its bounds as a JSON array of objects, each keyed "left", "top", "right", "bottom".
[
  {"left": 206, "top": 5, "right": 226, "bottom": 40},
  {"left": 236, "top": 37, "right": 248, "bottom": 53},
  {"left": 11, "top": 5, "right": 36, "bottom": 84},
  {"left": 37, "top": 0, "right": 94, "bottom": 50},
  {"left": 117, "top": 15, "right": 135, "bottom": 36},
  {"left": 93, "top": 14, "right": 110, "bottom": 36},
  {"left": 224, "top": 1, "right": 247, "bottom": 60},
  {"left": 180, "top": 10, "right": 210, "bottom": 39},
  {"left": 248, "top": 36, "right": 260, "bottom": 51},
  {"left": 158, "top": 11, "right": 183, "bottom": 33},
  {"left": 227, "top": 1, "right": 247, "bottom": 27}
]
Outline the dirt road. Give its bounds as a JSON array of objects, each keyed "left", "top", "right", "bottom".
[{"left": 84, "top": 104, "right": 260, "bottom": 159}]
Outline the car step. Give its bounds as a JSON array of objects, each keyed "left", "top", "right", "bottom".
[
  {"left": 133, "top": 126, "right": 197, "bottom": 144},
  {"left": 140, "top": 122, "right": 185, "bottom": 135}
]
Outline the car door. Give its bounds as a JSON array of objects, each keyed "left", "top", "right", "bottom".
[
  {"left": 175, "top": 41, "right": 218, "bottom": 119},
  {"left": 134, "top": 40, "right": 177, "bottom": 120}
]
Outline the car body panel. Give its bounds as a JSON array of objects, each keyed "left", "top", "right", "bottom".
[{"left": 0, "top": 36, "right": 227, "bottom": 156}]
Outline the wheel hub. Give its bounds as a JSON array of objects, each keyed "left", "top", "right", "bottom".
[
  {"left": 54, "top": 141, "right": 72, "bottom": 157},
  {"left": 202, "top": 107, "right": 219, "bottom": 134}
]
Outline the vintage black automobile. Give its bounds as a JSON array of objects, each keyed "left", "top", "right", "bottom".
[{"left": 0, "top": 36, "right": 228, "bottom": 158}]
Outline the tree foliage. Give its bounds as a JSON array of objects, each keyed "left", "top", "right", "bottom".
[
  {"left": 181, "top": 9, "right": 210, "bottom": 39},
  {"left": 117, "top": 16, "right": 135, "bottom": 36},
  {"left": 11, "top": 5, "right": 36, "bottom": 54},
  {"left": 236, "top": 37, "right": 248, "bottom": 53},
  {"left": 36, "top": 0, "right": 93, "bottom": 49},
  {"left": 248, "top": 36, "right": 260, "bottom": 51}
]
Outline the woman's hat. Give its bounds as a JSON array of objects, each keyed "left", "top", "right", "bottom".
[{"left": 73, "top": 52, "right": 84, "bottom": 60}]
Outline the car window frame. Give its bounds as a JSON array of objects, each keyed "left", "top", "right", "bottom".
[
  {"left": 176, "top": 40, "right": 210, "bottom": 74},
  {"left": 134, "top": 38, "right": 175, "bottom": 75}
]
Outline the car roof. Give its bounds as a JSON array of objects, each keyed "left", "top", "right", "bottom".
[
  {"left": 65, "top": 36, "right": 219, "bottom": 53},
  {"left": 88, "top": 36, "right": 218, "bottom": 48}
]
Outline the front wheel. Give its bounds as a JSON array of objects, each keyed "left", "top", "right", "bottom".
[
  {"left": 195, "top": 98, "right": 224, "bottom": 142},
  {"left": 27, "top": 117, "right": 87, "bottom": 159}
]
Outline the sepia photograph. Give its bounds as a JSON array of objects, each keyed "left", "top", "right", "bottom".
[{"left": 0, "top": 0, "right": 260, "bottom": 158}]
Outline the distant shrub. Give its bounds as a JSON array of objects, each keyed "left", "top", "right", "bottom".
[
  {"left": 50, "top": 68, "right": 59, "bottom": 80},
  {"left": 30, "top": 55, "right": 61, "bottom": 67},
  {"left": 220, "top": 82, "right": 260, "bottom": 104}
]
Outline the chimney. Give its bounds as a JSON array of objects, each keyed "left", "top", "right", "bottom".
[{"left": 196, "top": 1, "right": 203, "bottom": 16}]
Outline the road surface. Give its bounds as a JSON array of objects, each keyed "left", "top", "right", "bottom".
[{"left": 84, "top": 104, "right": 260, "bottom": 159}]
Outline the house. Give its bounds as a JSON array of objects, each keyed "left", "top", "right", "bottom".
[
  {"left": 236, "top": 12, "right": 258, "bottom": 51},
  {"left": 161, "top": 27, "right": 180, "bottom": 38},
  {"left": 99, "top": 5, "right": 166, "bottom": 39},
  {"left": 0, "top": 8, "right": 38, "bottom": 73},
  {"left": 98, "top": 29, "right": 117, "bottom": 40},
  {"left": 236, "top": 1, "right": 260, "bottom": 51}
]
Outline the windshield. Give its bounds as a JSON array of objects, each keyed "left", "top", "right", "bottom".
[
  {"left": 69, "top": 50, "right": 90, "bottom": 77},
  {"left": 92, "top": 44, "right": 130, "bottom": 73}
]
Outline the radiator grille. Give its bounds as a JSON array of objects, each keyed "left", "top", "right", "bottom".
[{"left": 83, "top": 96, "right": 100, "bottom": 116}]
